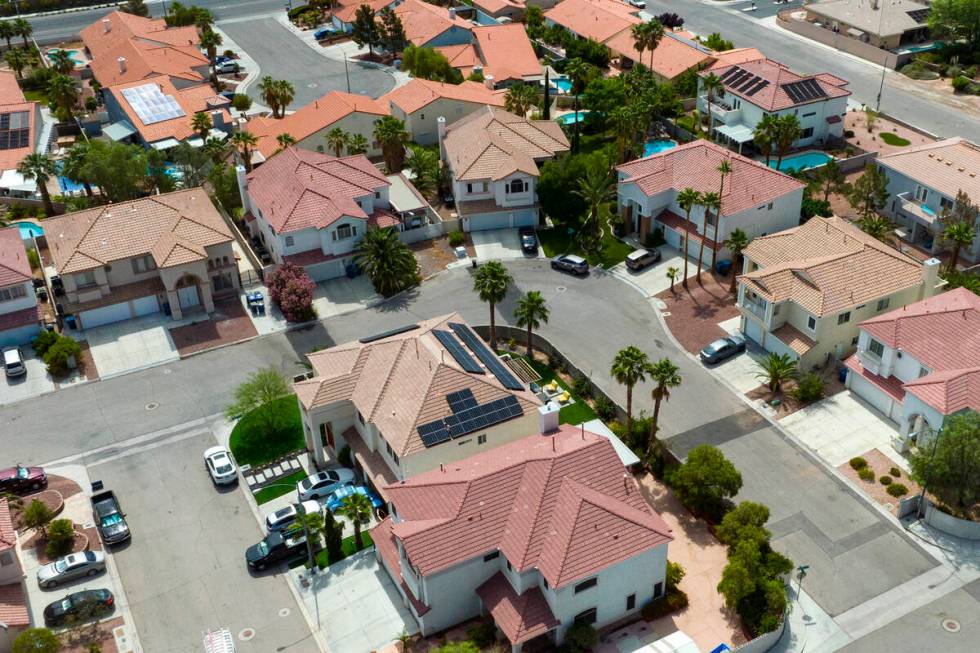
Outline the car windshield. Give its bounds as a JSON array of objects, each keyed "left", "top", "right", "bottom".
[
  {"left": 54, "top": 559, "right": 68, "bottom": 573},
  {"left": 84, "top": 551, "right": 97, "bottom": 562},
  {"left": 60, "top": 598, "right": 73, "bottom": 611},
  {"left": 215, "top": 464, "right": 233, "bottom": 474},
  {"left": 257, "top": 541, "right": 270, "bottom": 556},
  {"left": 705, "top": 342, "right": 725, "bottom": 354},
  {"left": 324, "top": 471, "right": 340, "bottom": 482},
  {"left": 16, "top": 466, "right": 28, "bottom": 479},
  {"left": 273, "top": 507, "right": 293, "bottom": 520}
]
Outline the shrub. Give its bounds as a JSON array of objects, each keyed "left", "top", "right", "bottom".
[
  {"left": 45, "top": 519, "right": 75, "bottom": 558},
  {"left": 889, "top": 466, "right": 901, "bottom": 478},
  {"left": 641, "top": 588, "right": 689, "bottom": 620},
  {"left": 945, "top": 64, "right": 962, "bottom": 79},
  {"left": 43, "top": 336, "right": 82, "bottom": 377},
  {"left": 666, "top": 561, "right": 685, "bottom": 590},
  {"left": 466, "top": 621, "right": 497, "bottom": 648},
  {"left": 593, "top": 395, "right": 615, "bottom": 421},
  {"left": 858, "top": 467, "right": 875, "bottom": 481},
  {"left": 965, "top": 65, "right": 978, "bottom": 78},
  {"left": 267, "top": 261, "right": 316, "bottom": 323},
  {"left": 952, "top": 75, "right": 971, "bottom": 92},
  {"left": 31, "top": 330, "right": 59, "bottom": 356},
  {"left": 287, "top": 3, "right": 310, "bottom": 19},
  {"left": 12, "top": 629, "right": 61, "bottom": 653},
  {"left": 572, "top": 375, "right": 591, "bottom": 398},
  {"left": 887, "top": 483, "right": 909, "bottom": 497},
  {"left": 849, "top": 456, "right": 867, "bottom": 470},
  {"left": 338, "top": 445, "right": 352, "bottom": 468},
  {"left": 560, "top": 620, "right": 598, "bottom": 653},
  {"left": 668, "top": 445, "right": 742, "bottom": 522},
  {"left": 231, "top": 93, "right": 252, "bottom": 112},
  {"left": 448, "top": 230, "right": 466, "bottom": 247},
  {"left": 27, "top": 248, "right": 40, "bottom": 270},
  {"left": 790, "top": 372, "right": 824, "bottom": 404},
  {"left": 21, "top": 500, "right": 54, "bottom": 535},
  {"left": 879, "top": 475, "right": 892, "bottom": 485}
]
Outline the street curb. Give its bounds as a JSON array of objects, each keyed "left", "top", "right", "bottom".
[{"left": 5, "top": 1, "right": 121, "bottom": 19}]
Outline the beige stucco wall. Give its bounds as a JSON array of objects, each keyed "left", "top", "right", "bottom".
[{"left": 297, "top": 112, "right": 384, "bottom": 157}]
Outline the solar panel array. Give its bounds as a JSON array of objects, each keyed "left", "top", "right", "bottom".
[
  {"left": 417, "top": 395, "right": 524, "bottom": 447},
  {"left": 121, "top": 83, "right": 186, "bottom": 125},
  {"left": 717, "top": 66, "right": 770, "bottom": 97},
  {"left": 781, "top": 79, "right": 827, "bottom": 104},
  {"left": 906, "top": 8, "right": 929, "bottom": 23},
  {"left": 446, "top": 389, "right": 478, "bottom": 413},
  {"left": 448, "top": 322, "right": 524, "bottom": 390},
  {"left": 433, "top": 330, "right": 484, "bottom": 374},
  {"left": 359, "top": 323, "right": 419, "bottom": 343},
  {"left": 0, "top": 111, "right": 30, "bottom": 151}
]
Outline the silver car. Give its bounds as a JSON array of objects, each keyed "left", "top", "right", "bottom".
[
  {"left": 3, "top": 347, "right": 26, "bottom": 377},
  {"left": 297, "top": 468, "right": 356, "bottom": 502},
  {"left": 37, "top": 551, "right": 106, "bottom": 589}
]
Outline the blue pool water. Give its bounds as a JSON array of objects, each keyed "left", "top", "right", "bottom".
[
  {"left": 14, "top": 221, "right": 44, "bottom": 239},
  {"left": 54, "top": 161, "right": 86, "bottom": 194},
  {"left": 556, "top": 111, "right": 588, "bottom": 125},
  {"left": 921, "top": 203, "right": 936, "bottom": 216},
  {"left": 644, "top": 139, "right": 678, "bottom": 156},
  {"left": 900, "top": 42, "right": 942, "bottom": 54},
  {"left": 769, "top": 152, "right": 833, "bottom": 172},
  {"left": 46, "top": 48, "right": 82, "bottom": 65},
  {"left": 554, "top": 78, "right": 573, "bottom": 93}
]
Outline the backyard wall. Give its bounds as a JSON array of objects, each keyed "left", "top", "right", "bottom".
[
  {"left": 776, "top": 11, "right": 899, "bottom": 69},
  {"left": 731, "top": 617, "right": 787, "bottom": 653},
  {"left": 924, "top": 501, "right": 980, "bottom": 540}
]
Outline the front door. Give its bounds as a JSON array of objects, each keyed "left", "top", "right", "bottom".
[
  {"left": 319, "top": 422, "right": 335, "bottom": 451},
  {"left": 178, "top": 284, "right": 200, "bottom": 309}
]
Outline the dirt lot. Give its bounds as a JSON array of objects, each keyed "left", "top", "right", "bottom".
[
  {"left": 657, "top": 272, "right": 740, "bottom": 355},
  {"left": 410, "top": 234, "right": 475, "bottom": 279},
  {"left": 837, "top": 448, "right": 920, "bottom": 514}
]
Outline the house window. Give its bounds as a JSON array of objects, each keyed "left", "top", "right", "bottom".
[
  {"left": 356, "top": 410, "right": 365, "bottom": 424},
  {"left": 802, "top": 127, "right": 814, "bottom": 139},
  {"left": 420, "top": 113, "right": 425, "bottom": 120},
  {"left": 507, "top": 560, "right": 512, "bottom": 571},
  {"left": 807, "top": 316, "right": 817, "bottom": 331},
  {"left": 0, "top": 285, "right": 27, "bottom": 302},
  {"left": 385, "top": 441, "right": 400, "bottom": 465},
  {"left": 211, "top": 273, "right": 234, "bottom": 292},
  {"left": 868, "top": 339, "right": 884, "bottom": 357},
  {"left": 507, "top": 179, "right": 526, "bottom": 194},
  {"left": 767, "top": 202, "right": 773, "bottom": 210},
  {"left": 478, "top": 434, "right": 487, "bottom": 445},
  {"left": 837, "top": 311, "right": 851, "bottom": 325},
  {"left": 654, "top": 581, "right": 664, "bottom": 598},
  {"left": 626, "top": 594, "right": 636, "bottom": 611},
  {"left": 919, "top": 366, "right": 930, "bottom": 378},
  {"left": 574, "top": 608, "right": 598, "bottom": 625},
  {"left": 76, "top": 269, "right": 97, "bottom": 288},
  {"left": 333, "top": 224, "right": 355, "bottom": 240},
  {"left": 914, "top": 185, "right": 929, "bottom": 203},
  {"left": 876, "top": 298, "right": 890, "bottom": 311},
  {"left": 131, "top": 255, "right": 157, "bottom": 274},
  {"left": 285, "top": 236, "right": 294, "bottom": 246},
  {"left": 574, "top": 578, "right": 597, "bottom": 593},
  {"left": 483, "top": 551, "right": 500, "bottom": 562},
  {"left": 802, "top": 111, "right": 816, "bottom": 117},
  {"left": 466, "top": 183, "right": 472, "bottom": 193},
  {"left": 940, "top": 196, "right": 954, "bottom": 211},
  {"left": 0, "top": 551, "right": 11, "bottom": 566},
  {"left": 375, "top": 191, "right": 381, "bottom": 199}
]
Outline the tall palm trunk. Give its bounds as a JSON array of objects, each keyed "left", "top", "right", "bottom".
[
  {"left": 353, "top": 521, "right": 363, "bottom": 550},
  {"left": 38, "top": 184, "right": 55, "bottom": 217},
  {"left": 681, "top": 226, "right": 690, "bottom": 289},
  {"left": 648, "top": 395, "right": 664, "bottom": 461},
  {"left": 83, "top": 182, "right": 93, "bottom": 198},
  {"left": 526, "top": 323, "right": 534, "bottom": 360},
  {"left": 489, "top": 301, "right": 497, "bottom": 350},
  {"left": 696, "top": 213, "right": 707, "bottom": 284},
  {"left": 625, "top": 386, "right": 633, "bottom": 436},
  {"left": 729, "top": 253, "right": 740, "bottom": 294},
  {"left": 711, "top": 177, "right": 725, "bottom": 269}
]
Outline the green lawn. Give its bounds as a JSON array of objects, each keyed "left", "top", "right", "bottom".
[
  {"left": 253, "top": 469, "right": 306, "bottom": 505},
  {"left": 22, "top": 89, "right": 48, "bottom": 104},
  {"left": 879, "top": 132, "right": 911, "bottom": 147},
  {"left": 229, "top": 395, "right": 305, "bottom": 466},
  {"left": 538, "top": 227, "right": 632, "bottom": 269},
  {"left": 510, "top": 354, "right": 598, "bottom": 425},
  {"left": 313, "top": 532, "right": 375, "bottom": 568}
]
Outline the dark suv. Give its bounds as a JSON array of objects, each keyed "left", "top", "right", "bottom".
[
  {"left": 518, "top": 226, "right": 538, "bottom": 254},
  {"left": 551, "top": 254, "right": 589, "bottom": 276}
]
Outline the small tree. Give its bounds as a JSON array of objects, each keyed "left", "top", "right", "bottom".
[
  {"left": 336, "top": 492, "right": 373, "bottom": 550},
  {"left": 513, "top": 290, "right": 549, "bottom": 359},
  {"left": 665, "top": 560, "right": 686, "bottom": 590},
  {"left": 379, "top": 6, "right": 407, "bottom": 54},
  {"left": 666, "top": 265, "right": 680, "bottom": 295},
  {"left": 611, "top": 346, "right": 651, "bottom": 436},
  {"left": 561, "top": 620, "right": 598, "bottom": 653},
  {"left": 755, "top": 352, "right": 797, "bottom": 393},
  {"left": 648, "top": 357, "right": 680, "bottom": 459},
  {"left": 355, "top": 226, "right": 419, "bottom": 296},
  {"left": 42, "top": 335, "right": 81, "bottom": 377},
  {"left": 267, "top": 261, "right": 316, "bottom": 322},
  {"left": 668, "top": 444, "right": 742, "bottom": 520},
  {"left": 847, "top": 164, "right": 889, "bottom": 220},
  {"left": 231, "top": 93, "right": 253, "bottom": 112},
  {"left": 909, "top": 410, "right": 980, "bottom": 514},
  {"left": 715, "top": 501, "right": 770, "bottom": 547},
  {"left": 46, "top": 518, "right": 76, "bottom": 558},
  {"left": 864, "top": 106, "right": 878, "bottom": 133},
  {"left": 224, "top": 368, "right": 290, "bottom": 433},
  {"left": 323, "top": 509, "right": 344, "bottom": 563},
  {"left": 22, "top": 499, "right": 55, "bottom": 536},
  {"left": 12, "top": 628, "right": 61, "bottom": 653},
  {"left": 351, "top": 4, "right": 382, "bottom": 56},
  {"left": 472, "top": 260, "right": 513, "bottom": 350}
]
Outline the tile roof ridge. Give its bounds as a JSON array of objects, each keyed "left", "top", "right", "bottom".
[
  {"left": 367, "top": 338, "right": 414, "bottom": 426},
  {"left": 903, "top": 365, "right": 980, "bottom": 386},
  {"left": 65, "top": 205, "right": 112, "bottom": 266},
  {"left": 509, "top": 458, "right": 558, "bottom": 570},
  {"left": 152, "top": 191, "right": 227, "bottom": 240}
]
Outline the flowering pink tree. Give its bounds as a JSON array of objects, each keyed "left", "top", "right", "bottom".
[{"left": 267, "top": 261, "right": 316, "bottom": 323}]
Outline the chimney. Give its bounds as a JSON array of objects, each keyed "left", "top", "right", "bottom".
[
  {"left": 449, "top": 6, "right": 457, "bottom": 18},
  {"left": 210, "top": 109, "right": 227, "bottom": 132},
  {"left": 921, "top": 257, "right": 942, "bottom": 297},
  {"left": 437, "top": 116, "right": 448, "bottom": 160},
  {"left": 485, "top": 74, "right": 495, "bottom": 90},
  {"left": 117, "top": 57, "right": 127, "bottom": 74},
  {"left": 103, "top": 17, "right": 111, "bottom": 33},
  {"left": 538, "top": 401, "right": 560, "bottom": 434}
]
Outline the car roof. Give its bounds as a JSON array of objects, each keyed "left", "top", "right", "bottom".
[
  {"left": 563, "top": 254, "right": 585, "bottom": 263},
  {"left": 3, "top": 349, "right": 20, "bottom": 364},
  {"left": 627, "top": 249, "right": 651, "bottom": 259}
]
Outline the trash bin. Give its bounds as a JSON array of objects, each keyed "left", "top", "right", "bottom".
[
  {"left": 838, "top": 367, "right": 848, "bottom": 383},
  {"left": 64, "top": 315, "right": 77, "bottom": 330}
]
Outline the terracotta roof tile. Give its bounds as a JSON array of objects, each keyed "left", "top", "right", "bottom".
[
  {"left": 707, "top": 47, "right": 766, "bottom": 70},
  {"left": 0, "top": 499, "right": 15, "bottom": 548},
  {"left": 394, "top": 0, "right": 473, "bottom": 46},
  {"left": 472, "top": 24, "right": 542, "bottom": 83},
  {"left": 876, "top": 138, "right": 980, "bottom": 203},
  {"left": 434, "top": 44, "right": 483, "bottom": 77},
  {"left": 701, "top": 58, "right": 850, "bottom": 112},
  {"left": 604, "top": 30, "right": 711, "bottom": 80},
  {"left": 107, "top": 75, "right": 230, "bottom": 144},
  {"left": 0, "top": 305, "right": 41, "bottom": 332},
  {"left": 473, "top": 0, "right": 524, "bottom": 15},
  {"left": 383, "top": 427, "right": 672, "bottom": 586},
  {"left": 476, "top": 573, "right": 559, "bottom": 644},
  {"left": 845, "top": 355, "right": 907, "bottom": 402},
  {"left": 334, "top": 0, "right": 395, "bottom": 23},
  {"left": 544, "top": 0, "right": 642, "bottom": 43},
  {"left": 771, "top": 322, "right": 816, "bottom": 356},
  {"left": 0, "top": 227, "right": 31, "bottom": 286},
  {"left": 383, "top": 79, "right": 506, "bottom": 115},
  {"left": 0, "top": 582, "right": 28, "bottom": 627},
  {"left": 903, "top": 367, "right": 980, "bottom": 414},
  {"left": 0, "top": 72, "right": 38, "bottom": 173}
]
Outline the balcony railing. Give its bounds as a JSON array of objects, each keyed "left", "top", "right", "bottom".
[
  {"left": 696, "top": 96, "right": 742, "bottom": 125},
  {"left": 897, "top": 192, "right": 939, "bottom": 225},
  {"left": 741, "top": 298, "right": 767, "bottom": 321}
]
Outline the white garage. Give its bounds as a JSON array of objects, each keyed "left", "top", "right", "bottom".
[
  {"left": 306, "top": 259, "right": 346, "bottom": 282},
  {"left": 847, "top": 371, "right": 902, "bottom": 423},
  {"left": 0, "top": 323, "right": 40, "bottom": 348},
  {"left": 132, "top": 295, "right": 160, "bottom": 317},
  {"left": 177, "top": 285, "right": 200, "bottom": 310},
  {"left": 79, "top": 301, "right": 132, "bottom": 329},
  {"left": 741, "top": 317, "right": 764, "bottom": 347}
]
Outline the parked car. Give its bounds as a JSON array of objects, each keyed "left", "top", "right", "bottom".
[
  {"left": 0, "top": 465, "right": 47, "bottom": 494},
  {"left": 204, "top": 446, "right": 238, "bottom": 485},
  {"left": 3, "top": 347, "right": 26, "bottom": 377},
  {"left": 215, "top": 60, "right": 240, "bottom": 74},
  {"left": 265, "top": 500, "right": 321, "bottom": 533},
  {"left": 518, "top": 226, "right": 538, "bottom": 254},
  {"left": 627, "top": 0, "right": 646, "bottom": 7},
  {"left": 551, "top": 254, "right": 589, "bottom": 276},
  {"left": 324, "top": 485, "right": 383, "bottom": 513},
  {"left": 43, "top": 589, "right": 114, "bottom": 627},
  {"left": 37, "top": 551, "right": 106, "bottom": 589},
  {"left": 297, "top": 468, "right": 356, "bottom": 501},
  {"left": 699, "top": 334, "right": 747, "bottom": 364},
  {"left": 314, "top": 27, "right": 338, "bottom": 40},
  {"left": 625, "top": 248, "right": 661, "bottom": 271},
  {"left": 441, "top": 191, "right": 455, "bottom": 208},
  {"left": 91, "top": 490, "right": 130, "bottom": 545},
  {"left": 245, "top": 531, "right": 308, "bottom": 571}
]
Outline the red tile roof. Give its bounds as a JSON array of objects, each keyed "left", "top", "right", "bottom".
[
  {"left": 382, "top": 427, "right": 672, "bottom": 587},
  {"left": 0, "top": 499, "right": 15, "bottom": 548},
  {"left": 0, "top": 72, "right": 38, "bottom": 173},
  {"left": 706, "top": 47, "right": 766, "bottom": 71},
  {"left": 394, "top": 0, "right": 474, "bottom": 46},
  {"left": 845, "top": 355, "right": 907, "bottom": 402},
  {"left": 0, "top": 582, "right": 28, "bottom": 627},
  {"left": 373, "top": 518, "right": 431, "bottom": 615},
  {"left": 876, "top": 138, "right": 980, "bottom": 204},
  {"left": 0, "top": 72, "right": 25, "bottom": 103},
  {"left": 656, "top": 210, "right": 721, "bottom": 251},
  {"left": 903, "top": 367, "right": 980, "bottom": 415},
  {"left": 107, "top": 75, "right": 230, "bottom": 145},
  {"left": 0, "top": 226, "right": 31, "bottom": 287},
  {"left": 472, "top": 23, "right": 542, "bottom": 84},
  {"left": 604, "top": 30, "right": 712, "bottom": 80},
  {"left": 383, "top": 79, "right": 506, "bottom": 115},
  {"left": 702, "top": 58, "right": 850, "bottom": 112},
  {"left": 434, "top": 44, "right": 483, "bottom": 77},
  {"left": 245, "top": 146, "right": 390, "bottom": 234},
  {"left": 334, "top": 0, "right": 396, "bottom": 23},
  {"left": 0, "top": 305, "right": 41, "bottom": 332},
  {"left": 545, "top": 0, "right": 642, "bottom": 43},
  {"left": 617, "top": 139, "right": 804, "bottom": 215},
  {"left": 476, "top": 573, "right": 559, "bottom": 645}
]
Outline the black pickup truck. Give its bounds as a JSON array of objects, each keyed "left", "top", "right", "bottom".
[
  {"left": 245, "top": 531, "right": 308, "bottom": 571},
  {"left": 91, "top": 490, "right": 131, "bottom": 545}
]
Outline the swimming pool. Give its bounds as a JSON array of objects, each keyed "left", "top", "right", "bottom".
[
  {"left": 54, "top": 161, "right": 86, "bottom": 194},
  {"left": 556, "top": 111, "right": 589, "bottom": 125},
  {"left": 46, "top": 48, "right": 82, "bottom": 66},
  {"left": 13, "top": 221, "right": 44, "bottom": 239},
  {"left": 900, "top": 42, "right": 943, "bottom": 54},
  {"left": 644, "top": 139, "right": 677, "bottom": 156},
  {"left": 769, "top": 152, "right": 833, "bottom": 172},
  {"left": 554, "top": 78, "right": 573, "bottom": 93},
  {"left": 920, "top": 203, "right": 936, "bottom": 216}
]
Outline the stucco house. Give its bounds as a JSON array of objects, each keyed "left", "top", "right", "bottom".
[
  {"left": 736, "top": 216, "right": 944, "bottom": 370},
  {"left": 382, "top": 79, "right": 506, "bottom": 146},
  {"left": 0, "top": 227, "right": 41, "bottom": 348},
  {"left": 0, "top": 72, "right": 43, "bottom": 198},
  {"left": 440, "top": 106, "right": 569, "bottom": 231},
  {"left": 616, "top": 140, "right": 805, "bottom": 259},
  {"left": 804, "top": 0, "right": 930, "bottom": 51},
  {"left": 876, "top": 137, "right": 980, "bottom": 263},
  {"left": 845, "top": 287, "right": 980, "bottom": 448},
  {"left": 45, "top": 189, "right": 239, "bottom": 330},
  {"left": 697, "top": 57, "right": 850, "bottom": 153},
  {"left": 373, "top": 425, "right": 673, "bottom": 651},
  {"left": 293, "top": 313, "right": 544, "bottom": 489},
  {"left": 0, "top": 499, "right": 30, "bottom": 653}
]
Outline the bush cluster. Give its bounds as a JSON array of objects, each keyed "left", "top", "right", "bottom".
[
  {"left": 593, "top": 395, "right": 615, "bottom": 421},
  {"left": 790, "top": 372, "right": 824, "bottom": 404},
  {"left": 889, "top": 467, "right": 901, "bottom": 478},
  {"left": 641, "top": 587, "right": 689, "bottom": 620},
  {"left": 32, "top": 331, "right": 81, "bottom": 377},
  {"left": 448, "top": 230, "right": 466, "bottom": 247},
  {"left": 858, "top": 467, "right": 875, "bottom": 481},
  {"left": 887, "top": 483, "right": 909, "bottom": 497},
  {"left": 572, "top": 375, "right": 591, "bottom": 398},
  {"left": 267, "top": 261, "right": 316, "bottom": 323},
  {"left": 849, "top": 457, "right": 867, "bottom": 470},
  {"left": 879, "top": 475, "right": 892, "bottom": 485},
  {"left": 45, "top": 519, "right": 75, "bottom": 558}
]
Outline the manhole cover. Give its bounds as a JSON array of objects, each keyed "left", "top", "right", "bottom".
[
  {"left": 942, "top": 619, "right": 961, "bottom": 633},
  {"left": 556, "top": 286, "right": 567, "bottom": 292},
  {"left": 661, "top": 311, "right": 671, "bottom": 317},
  {"left": 145, "top": 402, "right": 159, "bottom": 411},
  {"left": 238, "top": 628, "right": 256, "bottom": 641},
  {"left": 278, "top": 607, "right": 291, "bottom": 618}
]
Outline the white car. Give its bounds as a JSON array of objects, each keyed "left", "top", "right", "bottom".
[
  {"left": 36, "top": 551, "right": 106, "bottom": 589},
  {"left": 3, "top": 347, "right": 26, "bottom": 377},
  {"left": 297, "top": 468, "right": 356, "bottom": 502},
  {"left": 265, "top": 500, "right": 321, "bottom": 533},
  {"left": 204, "top": 446, "right": 238, "bottom": 485}
]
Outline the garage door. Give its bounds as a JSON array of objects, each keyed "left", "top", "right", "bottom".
[
  {"left": 132, "top": 295, "right": 159, "bottom": 317},
  {"left": 80, "top": 301, "right": 132, "bottom": 329},
  {"left": 0, "top": 323, "right": 40, "bottom": 348},
  {"left": 469, "top": 212, "right": 511, "bottom": 232},
  {"left": 178, "top": 285, "right": 200, "bottom": 310},
  {"left": 306, "top": 260, "right": 344, "bottom": 282},
  {"left": 511, "top": 209, "right": 537, "bottom": 228},
  {"left": 849, "top": 373, "right": 899, "bottom": 423}
]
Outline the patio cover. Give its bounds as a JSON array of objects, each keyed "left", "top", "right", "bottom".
[
  {"left": 0, "top": 169, "right": 36, "bottom": 192},
  {"left": 582, "top": 418, "right": 641, "bottom": 467},
  {"left": 715, "top": 123, "right": 754, "bottom": 144},
  {"left": 150, "top": 137, "right": 182, "bottom": 151},
  {"left": 104, "top": 120, "right": 136, "bottom": 141},
  {"left": 476, "top": 572, "right": 559, "bottom": 645}
]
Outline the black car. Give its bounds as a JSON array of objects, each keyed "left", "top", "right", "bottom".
[
  {"left": 699, "top": 335, "right": 747, "bottom": 364},
  {"left": 43, "top": 589, "right": 114, "bottom": 627},
  {"left": 551, "top": 254, "right": 589, "bottom": 276},
  {"left": 518, "top": 226, "right": 538, "bottom": 254},
  {"left": 246, "top": 531, "right": 308, "bottom": 571},
  {"left": 91, "top": 490, "right": 130, "bottom": 545},
  {"left": 0, "top": 465, "right": 47, "bottom": 494}
]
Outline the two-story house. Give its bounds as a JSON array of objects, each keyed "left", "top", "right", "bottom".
[
  {"left": 45, "top": 189, "right": 239, "bottom": 330},
  {"left": 0, "top": 227, "right": 41, "bottom": 348},
  {"left": 736, "top": 216, "right": 943, "bottom": 370},
  {"left": 876, "top": 137, "right": 980, "bottom": 263},
  {"left": 373, "top": 425, "right": 673, "bottom": 651},
  {"left": 440, "top": 107, "right": 569, "bottom": 231},
  {"left": 617, "top": 140, "right": 805, "bottom": 259},
  {"left": 697, "top": 57, "right": 850, "bottom": 154},
  {"left": 0, "top": 72, "right": 43, "bottom": 199},
  {"left": 845, "top": 287, "right": 980, "bottom": 449},
  {"left": 293, "top": 313, "right": 543, "bottom": 490},
  {"left": 0, "top": 498, "right": 29, "bottom": 652},
  {"left": 382, "top": 79, "right": 505, "bottom": 147}
]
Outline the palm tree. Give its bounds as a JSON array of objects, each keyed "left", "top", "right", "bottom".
[
  {"left": 701, "top": 73, "right": 722, "bottom": 141},
  {"left": 943, "top": 221, "right": 975, "bottom": 274},
  {"left": 676, "top": 187, "right": 700, "bottom": 289},
  {"left": 753, "top": 114, "right": 778, "bottom": 167},
  {"left": 513, "top": 290, "right": 549, "bottom": 360},
  {"left": 406, "top": 145, "right": 439, "bottom": 198},
  {"left": 648, "top": 357, "right": 680, "bottom": 457},
  {"left": 47, "top": 74, "right": 79, "bottom": 120},
  {"left": 354, "top": 226, "right": 418, "bottom": 296},
  {"left": 609, "top": 105, "right": 638, "bottom": 164},
  {"left": 17, "top": 153, "right": 57, "bottom": 217},
  {"left": 61, "top": 142, "right": 93, "bottom": 197},
  {"left": 4, "top": 47, "right": 28, "bottom": 79},
  {"left": 258, "top": 75, "right": 280, "bottom": 117},
  {"left": 325, "top": 127, "right": 349, "bottom": 157},
  {"left": 199, "top": 28, "right": 223, "bottom": 83},
  {"left": 858, "top": 215, "right": 891, "bottom": 241},
  {"left": 755, "top": 352, "right": 797, "bottom": 393},
  {"left": 273, "top": 79, "right": 295, "bottom": 118},
  {"left": 710, "top": 158, "right": 731, "bottom": 269},
  {"left": 202, "top": 136, "right": 228, "bottom": 163},
  {"left": 275, "top": 132, "right": 296, "bottom": 152},
  {"left": 723, "top": 228, "right": 750, "bottom": 294},
  {"left": 504, "top": 83, "right": 538, "bottom": 117},
  {"left": 564, "top": 58, "right": 593, "bottom": 153},
  {"left": 0, "top": 21, "right": 14, "bottom": 50},
  {"left": 347, "top": 134, "right": 368, "bottom": 155},
  {"left": 336, "top": 493, "right": 373, "bottom": 551},
  {"left": 48, "top": 48, "right": 74, "bottom": 74},
  {"left": 611, "top": 346, "right": 650, "bottom": 436},
  {"left": 12, "top": 18, "right": 31, "bottom": 49},
  {"left": 774, "top": 114, "right": 802, "bottom": 169},
  {"left": 231, "top": 131, "right": 259, "bottom": 173},
  {"left": 630, "top": 19, "right": 664, "bottom": 70},
  {"left": 697, "top": 191, "right": 720, "bottom": 284},
  {"left": 374, "top": 115, "right": 409, "bottom": 173},
  {"left": 472, "top": 260, "right": 513, "bottom": 350},
  {"left": 666, "top": 266, "right": 680, "bottom": 295},
  {"left": 813, "top": 158, "right": 844, "bottom": 202},
  {"left": 573, "top": 165, "right": 615, "bottom": 246},
  {"left": 191, "top": 111, "right": 213, "bottom": 141}
]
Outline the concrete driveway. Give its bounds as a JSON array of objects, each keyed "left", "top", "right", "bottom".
[
  {"left": 219, "top": 17, "right": 396, "bottom": 105},
  {"left": 471, "top": 228, "right": 540, "bottom": 261},
  {"left": 313, "top": 276, "right": 381, "bottom": 320},
  {"left": 78, "top": 315, "right": 179, "bottom": 379},
  {"left": 607, "top": 245, "right": 684, "bottom": 297},
  {"left": 1, "top": 350, "right": 57, "bottom": 406}
]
